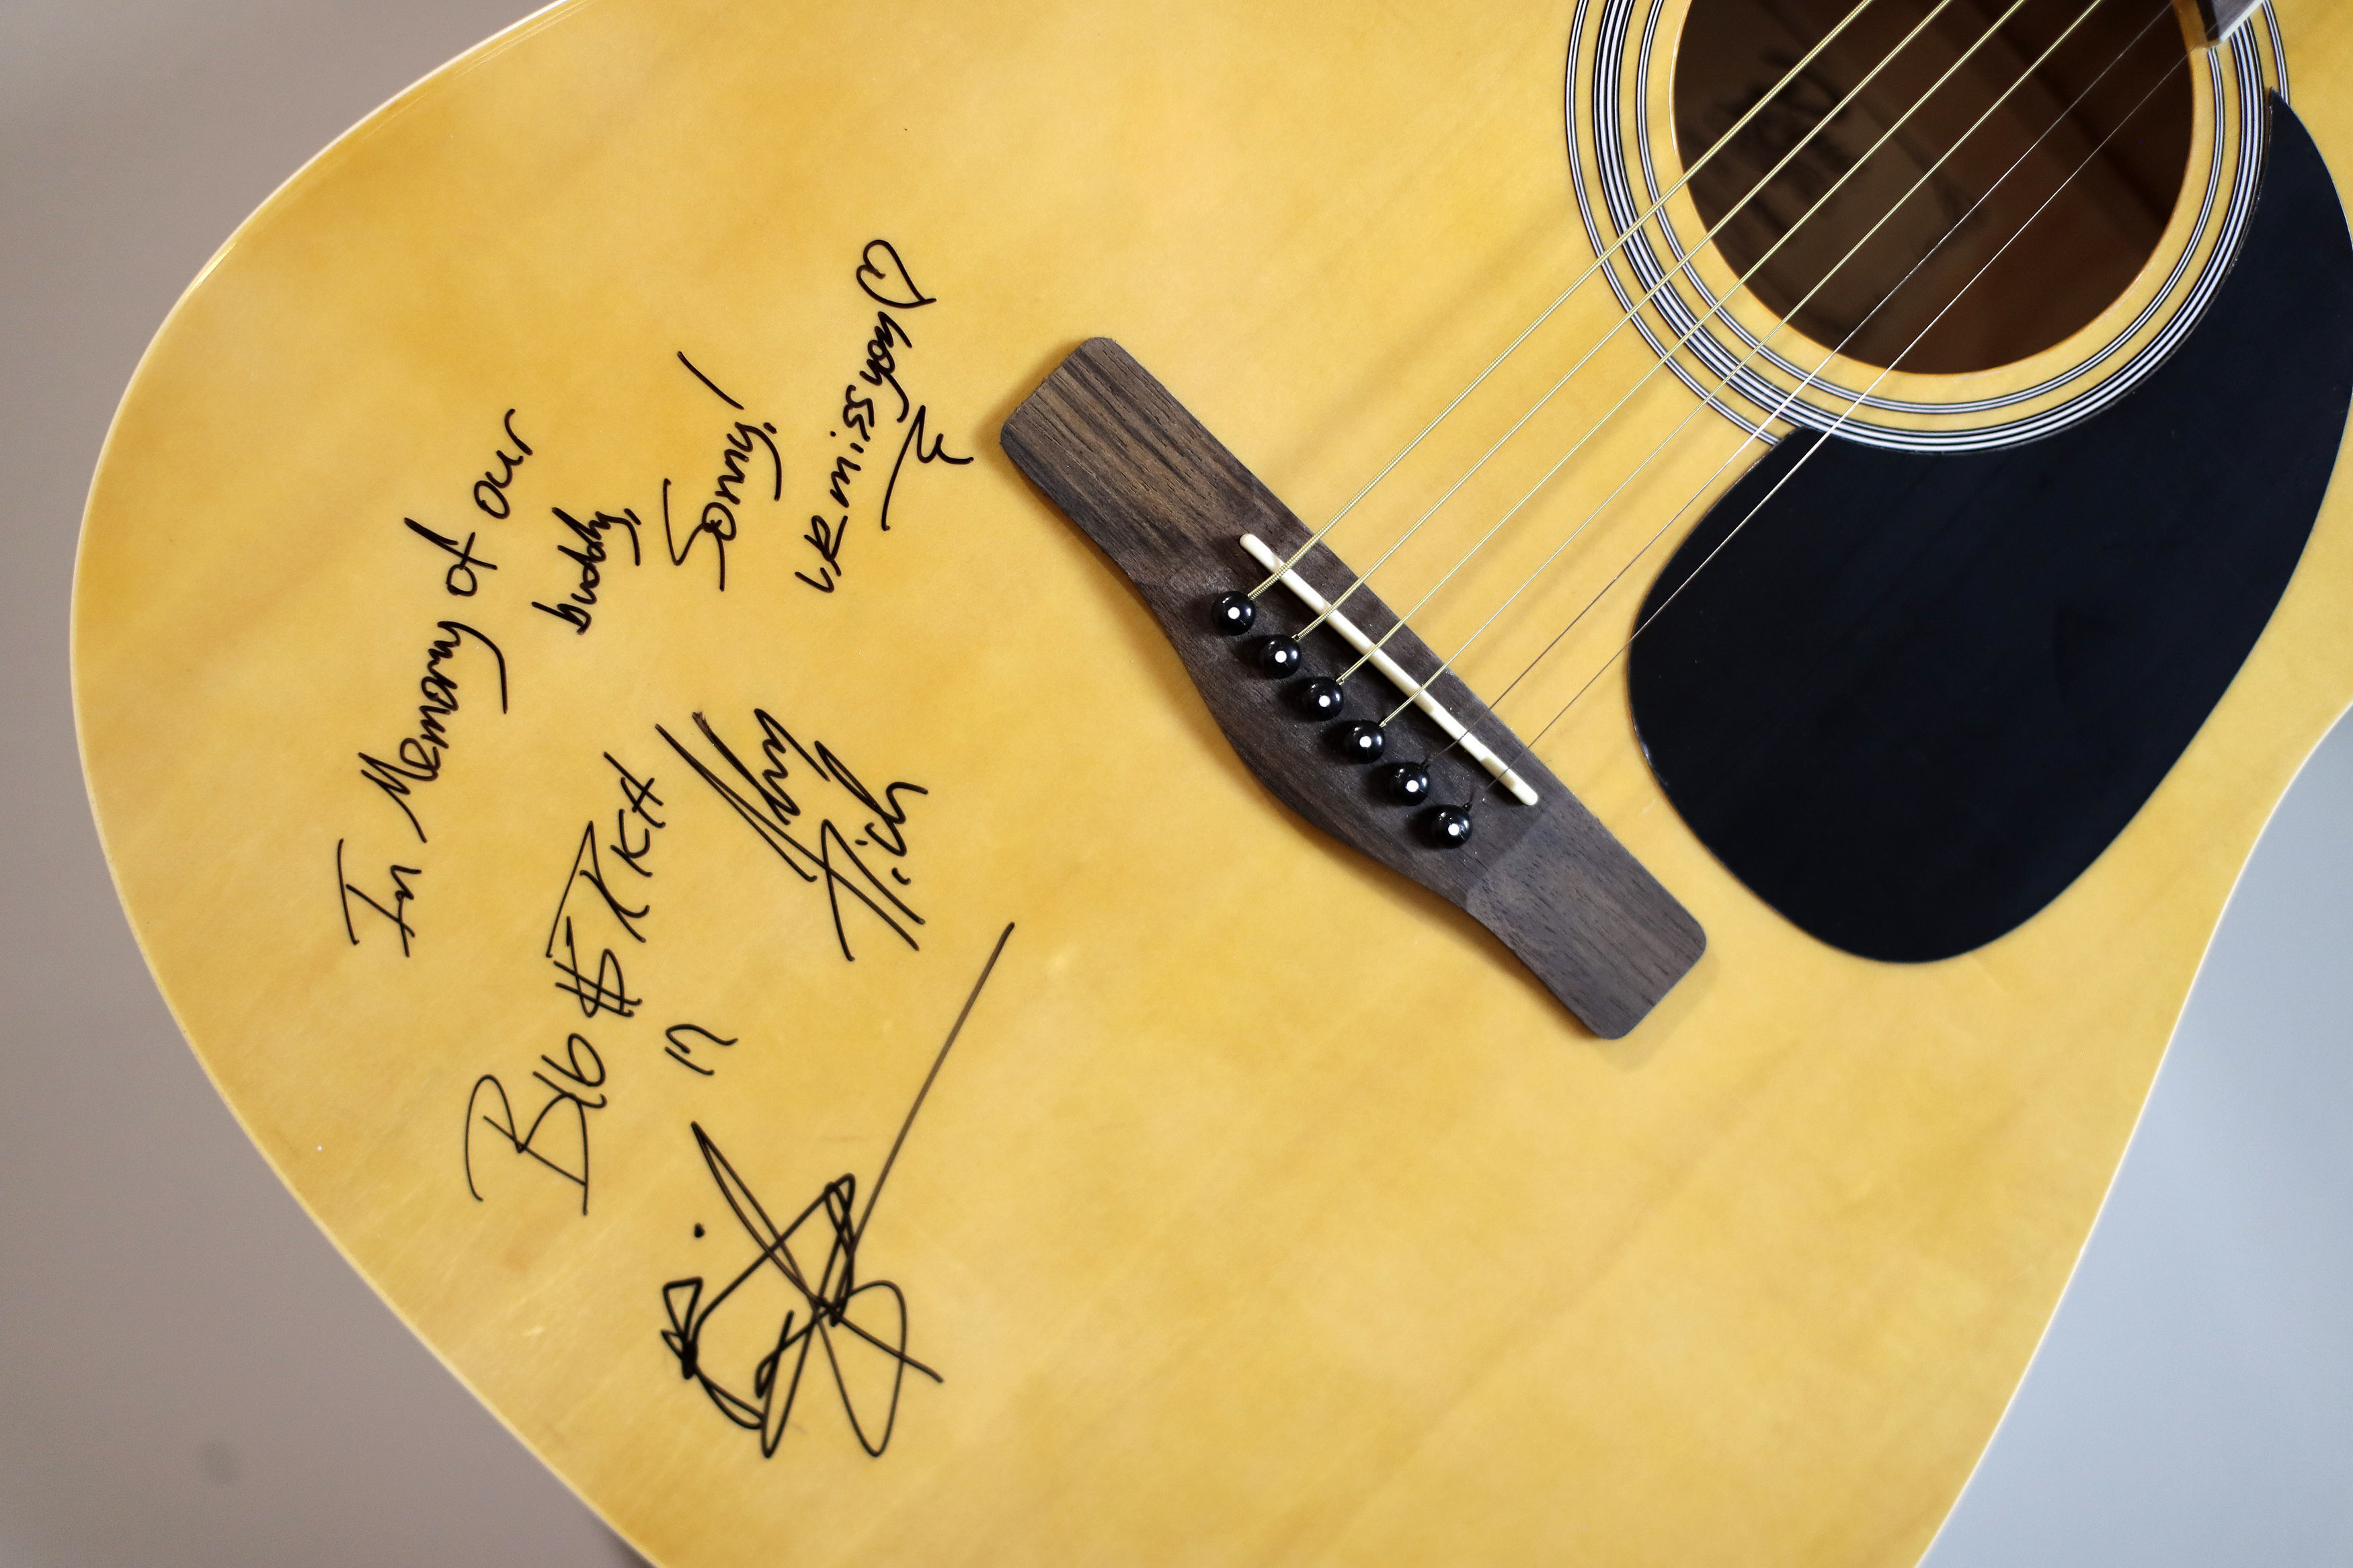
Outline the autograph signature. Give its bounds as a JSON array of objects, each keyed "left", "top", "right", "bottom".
[
  {"left": 664, "top": 352, "right": 782, "bottom": 593},
  {"left": 657, "top": 707, "right": 928, "bottom": 962},
  {"left": 459, "top": 752, "right": 670, "bottom": 1215},
  {"left": 799, "top": 239, "right": 972, "bottom": 593},
  {"left": 660, "top": 922, "right": 1013, "bottom": 1458}
]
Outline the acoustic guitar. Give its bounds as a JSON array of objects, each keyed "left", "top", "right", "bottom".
[{"left": 72, "top": 0, "right": 2353, "bottom": 1561}]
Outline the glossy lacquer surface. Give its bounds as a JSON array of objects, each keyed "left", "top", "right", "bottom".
[
  {"left": 1631, "top": 97, "right": 2353, "bottom": 960},
  {"left": 71, "top": 1, "right": 2353, "bottom": 1564}
]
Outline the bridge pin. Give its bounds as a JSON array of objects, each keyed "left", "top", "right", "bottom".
[
  {"left": 1252, "top": 635, "right": 1302, "bottom": 676},
  {"left": 1332, "top": 720, "right": 1386, "bottom": 763},
  {"left": 1378, "top": 761, "right": 1430, "bottom": 802},
  {"left": 1422, "top": 804, "right": 1474, "bottom": 849},
  {"left": 1293, "top": 677, "right": 1346, "bottom": 718}
]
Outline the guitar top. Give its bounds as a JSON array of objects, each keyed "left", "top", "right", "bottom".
[{"left": 71, "top": 0, "right": 2353, "bottom": 1563}]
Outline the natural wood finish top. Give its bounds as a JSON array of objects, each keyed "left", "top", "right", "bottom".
[
  {"left": 69, "top": 0, "right": 2353, "bottom": 1563},
  {"left": 1004, "top": 337, "right": 1704, "bottom": 1036}
]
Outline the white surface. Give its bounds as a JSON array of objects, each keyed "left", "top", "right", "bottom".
[
  {"left": 1, "top": 7, "right": 632, "bottom": 1565},
  {"left": 1, "top": 3, "right": 2348, "bottom": 1565},
  {"left": 1922, "top": 717, "right": 2353, "bottom": 1565}
]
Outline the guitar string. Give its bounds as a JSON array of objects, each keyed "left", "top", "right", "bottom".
[
  {"left": 1248, "top": 0, "right": 1972, "bottom": 602},
  {"left": 1285, "top": 0, "right": 2053, "bottom": 655},
  {"left": 1322, "top": 0, "right": 2116, "bottom": 695},
  {"left": 1243, "top": 0, "right": 1886, "bottom": 600},
  {"left": 1448, "top": 0, "right": 2183, "bottom": 800},
  {"left": 1504, "top": 30, "right": 2191, "bottom": 782},
  {"left": 1367, "top": 0, "right": 2173, "bottom": 738},
  {"left": 1233, "top": 0, "right": 1892, "bottom": 606}
]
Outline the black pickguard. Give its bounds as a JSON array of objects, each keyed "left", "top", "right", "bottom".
[{"left": 1627, "top": 95, "right": 2353, "bottom": 962}]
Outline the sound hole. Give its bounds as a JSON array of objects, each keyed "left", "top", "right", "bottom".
[{"left": 1672, "top": 0, "right": 2194, "bottom": 374}]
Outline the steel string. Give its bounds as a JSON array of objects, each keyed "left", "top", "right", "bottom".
[
  {"left": 1371, "top": 0, "right": 2175, "bottom": 735},
  {"left": 1289, "top": 0, "right": 2046, "bottom": 653},
  {"left": 1245, "top": 0, "right": 1938, "bottom": 598},
  {"left": 1510, "top": 22, "right": 2192, "bottom": 778}
]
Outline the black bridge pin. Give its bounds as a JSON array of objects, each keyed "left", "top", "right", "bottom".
[
  {"left": 1422, "top": 804, "right": 1474, "bottom": 849},
  {"left": 1376, "top": 760, "right": 1429, "bottom": 802},
  {"left": 1252, "top": 635, "right": 1302, "bottom": 676},
  {"left": 1332, "top": 720, "right": 1386, "bottom": 763},
  {"left": 1293, "top": 676, "right": 1346, "bottom": 718},
  {"left": 1209, "top": 591, "right": 1257, "bottom": 634}
]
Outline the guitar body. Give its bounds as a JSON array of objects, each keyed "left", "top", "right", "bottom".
[{"left": 71, "top": 1, "right": 2353, "bottom": 1564}]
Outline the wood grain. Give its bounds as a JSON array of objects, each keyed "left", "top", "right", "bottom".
[
  {"left": 66, "top": 1, "right": 2353, "bottom": 1564},
  {"left": 1003, "top": 338, "right": 1704, "bottom": 1036}
]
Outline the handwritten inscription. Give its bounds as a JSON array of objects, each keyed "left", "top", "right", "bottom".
[
  {"left": 401, "top": 409, "right": 532, "bottom": 600},
  {"left": 335, "top": 839, "right": 421, "bottom": 955},
  {"left": 352, "top": 621, "right": 510, "bottom": 847},
  {"left": 336, "top": 410, "right": 539, "bottom": 957},
  {"left": 657, "top": 708, "right": 928, "bottom": 962},
  {"left": 544, "top": 753, "right": 666, "bottom": 1020},
  {"left": 464, "top": 1032, "right": 605, "bottom": 1215},
  {"left": 799, "top": 240, "right": 972, "bottom": 593},
  {"left": 346, "top": 251, "right": 985, "bottom": 1255},
  {"left": 878, "top": 405, "right": 972, "bottom": 534},
  {"left": 463, "top": 751, "right": 670, "bottom": 1214},
  {"left": 660, "top": 924, "right": 1012, "bottom": 1458},
  {"left": 405, "top": 518, "right": 499, "bottom": 598},
  {"left": 471, "top": 409, "right": 536, "bottom": 520},
  {"left": 854, "top": 238, "right": 934, "bottom": 313},
  {"left": 664, "top": 1023, "right": 737, "bottom": 1077},
  {"left": 664, "top": 354, "right": 781, "bottom": 592},
  {"left": 533, "top": 506, "right": 643, "bottom": 634}
]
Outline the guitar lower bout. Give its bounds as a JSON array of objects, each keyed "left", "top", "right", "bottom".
[{"left": 66, "top": 0, "right": 2353, "bottom": 1565}]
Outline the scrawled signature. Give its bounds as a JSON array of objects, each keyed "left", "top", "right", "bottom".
[{"left": 660, "top": 922, "right": 1012, "bottom": 1457}]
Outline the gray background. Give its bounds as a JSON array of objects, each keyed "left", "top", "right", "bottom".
[{"left": 1, "top": 3, "right": 2346, "bottom": 1564}]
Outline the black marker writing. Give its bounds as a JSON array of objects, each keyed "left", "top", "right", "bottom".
[
  {"left": 464, "top": 1031, "right": 605, "bottom": 1214},
  {"left": 663, "top": 1023, "right": 737, "bottom": 1077},
  {"left": 403, "top": 518, "right": 498, "bottom": 597},
  {"left": 799, "top": 241, "right": 965, "bottom": 593},
  {"left": 854, "top": 239, "right": 936, "bottom": 311},
  {"left": 354, "top": 620, "right": 508, "bottom": 845},
  {"left": 664, "top": 354, "right": 781, "bottom": 592},
  {"left": 656, "top": 708, "right": 928, "bottom": 962},
  {"left": 659, "top": 923, "right": 1012, "bottom": 1457},
  {"left": 878, "top": 405, "right": 972, "bottom": 532},
  {"left": 604, "top": 751, "right": 665, "bottom": 878},
  {"left": 533, "top": 505, "right": 643, "bottom": 634},
  {"left": 335, "top": 839, "right": 420, "bottom": 954},
  {"left": 459, "top": 753, "right": 670, "bottom": 1212},
  {"left": 473, "top": 409, "right": 534, "bottom": 520}
]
